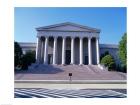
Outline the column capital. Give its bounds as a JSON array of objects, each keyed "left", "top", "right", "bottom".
[
  {"left": 79, "top": 36, "right": 83, "bottom": 39},
  {"left": 88, "top": 36, "right": 92, "bottom": 39},
  {"left": 52, "top": 36, "right": 58, "bottom": 39},
  {"left": 37, "top": 36, "right": 41, "bottom": 39},
  {"left": 71, "top": 36, "right": 75, "bottom": 39},
  {"left": 62, "top": 36, "right": 66, "bottom": 39},
  {"left": 53, "top": 36, "right": 58, "bottom": 39},
  {"left": 44, "top": 36, "right": 49, "bottom": 39}
]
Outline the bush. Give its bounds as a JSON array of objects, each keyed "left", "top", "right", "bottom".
[
  {"left": 14, "top": 42, "right": 22, "bottom": 67},
  {"left": 101, "top": 55, "right": 116, "bottom": 70},
  {"left": 100, "top": 51, "right": 109, "bottom": 61},
  {"left": 118, "top": 33, "right": 127, "bottom": 72},
  {"left": 21, "top": 51, "right": 36, "bottom": 70}
]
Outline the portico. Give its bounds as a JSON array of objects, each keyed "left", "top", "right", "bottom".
[{"left": 35, "top": 22, "right": 100, "bottom": 65}]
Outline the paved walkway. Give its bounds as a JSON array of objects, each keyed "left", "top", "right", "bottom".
[
  {"left": 14, "top": 88, "right": 126, "bottom": 98},
  {"left": 15, "top": 65, "right": 126, "bottom": 80}
]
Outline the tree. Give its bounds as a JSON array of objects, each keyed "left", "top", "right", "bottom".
[
  {"left": 118, "top": 33, "right": 127, "bottom": 72},
  {"left": 14, "top": 41, "right": 22, "bottom": 67},
  {"left": 21, "top": 51, "right": 36, "bottom": 70},
  {"left": 100, "top": 51, "right": 109, "bottom": 61},
  {"left": 101, "top": 55, "right": 116, "bottom": 70}
]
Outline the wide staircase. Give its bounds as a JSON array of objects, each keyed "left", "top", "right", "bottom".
[
  {"left": 28, "top": 64, "right": 103, "bottom": 73},
  {"left": 21, "top": 64, "right": 126, "bottom": 80}
]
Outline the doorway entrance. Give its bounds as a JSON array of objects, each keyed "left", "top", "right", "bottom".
[
  {"left": 66, "top": 50, "right": 71, "bottom": 64},
  {"left": 85, "top": 56, "right": 88, "bottom": 65},
  {"left": 48, "top": 54, "right": 53, "bottom": 64}
]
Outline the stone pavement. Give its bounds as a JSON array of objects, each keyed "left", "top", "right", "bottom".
[
  {"left": 15, "top": 65, "right": 126, "bottom": 80},
  {"left": 14, "top": 88, "right": 126, "bottom": 98}
]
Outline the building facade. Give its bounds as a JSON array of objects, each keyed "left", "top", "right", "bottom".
[
  {"left": 19, "top": 22, "right": 120, "bottom": 65},
  {"left": 36, "top": 22, "right": 101, "bottom": 65}
]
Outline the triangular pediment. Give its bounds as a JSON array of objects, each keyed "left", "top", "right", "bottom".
[{"left": 36, "top": 22, "right": 100, "bottom": 32}]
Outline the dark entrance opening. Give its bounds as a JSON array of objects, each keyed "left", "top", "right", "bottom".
[
  {"left": 85, "top": 56, "right": 88, "bottom": 65},
  {"left": 66, "top": 50, "right": 71, "bottom": 64},
  {"left": 48, "top": 54, "right": 53, "bottom": 64}
]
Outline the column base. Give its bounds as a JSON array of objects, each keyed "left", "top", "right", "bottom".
[
  {"left": 70, "top": 63, "right": 75, "bottom": 65},
  {"left": 79, "top": 64, "right": 83, "bottom": 66},
  {"left": 97, "top": 63, "right": 101, "bottom": 67},
  {"left": 52, "top": 64, "right": 57, "bottom": 65},
  {"left": 61, "top": 64, "right": 66, "bottom": 66}
]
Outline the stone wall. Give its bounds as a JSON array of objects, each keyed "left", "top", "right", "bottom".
[{"left": 19, "top": 42, "right": 120, "bottom": 65}]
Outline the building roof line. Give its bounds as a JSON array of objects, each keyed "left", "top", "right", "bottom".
[{"left": 36, "top": 22, "right": 101, "bottom": 33}]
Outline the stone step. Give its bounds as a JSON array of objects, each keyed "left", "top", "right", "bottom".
[{"left": 28, "top": 64, "right": 103, "bottom": 74}]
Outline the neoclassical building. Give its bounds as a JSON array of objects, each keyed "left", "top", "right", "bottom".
[
  {"left": 35, "top": 22, "right": 100, "bottom": 65},
  {"left": 19, "top": 22, "right": 120, "bottom": 65}
]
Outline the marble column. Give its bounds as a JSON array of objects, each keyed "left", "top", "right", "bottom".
[
  {"left": 53, "top": 37, "right": 57, "bottom": 65},
  {"left": 41, "top": 40, "right": 45, "bottom": 63},
  {"left": 36, "top": 37, "right": 41, "bottom": 63},
  {"left": 88, "top": 37, "right": 92, "bottom": 65},
  {"left": 62, "top": 37, "right": 66, "bottom": 65},
  {"left": 44, "top": 37, "right": 48, "bottom": 64},
  {"left": 96, "top": 38, "right": 100, "bottom": 64},
  {"left": 79, "top": 37, "right": 83, "bottom": 65},
  {"left": 71, "top": 37, "right": 75, "bottom": 64}
]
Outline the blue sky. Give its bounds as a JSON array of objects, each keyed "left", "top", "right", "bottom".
[{"left": 14, "top": 7, "right": 126, "bottom": 44}]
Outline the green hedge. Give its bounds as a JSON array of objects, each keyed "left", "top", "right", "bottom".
[
  {"left": 101, "top": 55, "right": 116, "bottom": 70},
  {"left": 21, "top": 51, "right": 36, "bottom": 70}
]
